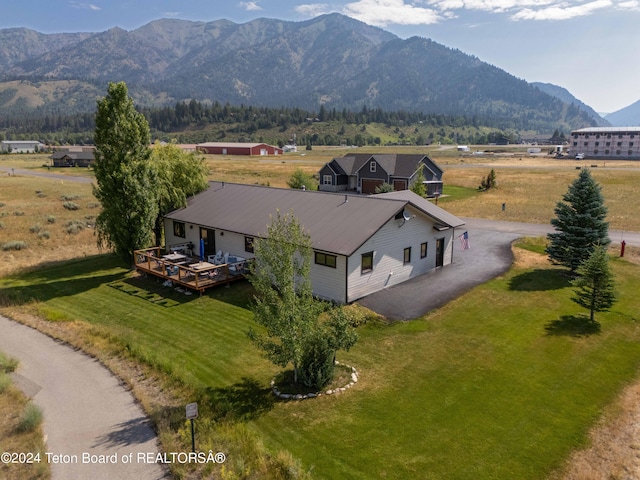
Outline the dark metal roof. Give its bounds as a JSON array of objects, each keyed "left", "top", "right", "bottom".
[
  {"left": 166, "top": 182, "right": 464, "bottom": 256},
  {"left": 50, "top": 151, "right": 95, "bottom": 160},
  {"left": 330, "top": 153, "right": 441, "bottom": 179}
]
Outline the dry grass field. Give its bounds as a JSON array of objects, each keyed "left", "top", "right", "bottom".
[{"left": 2, "top": 147, "right": 640, "bottom": 276}]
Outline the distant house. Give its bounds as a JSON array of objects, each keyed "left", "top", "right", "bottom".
[
  {"left": 50, "top": 149, "right": 95, "bottom": 167},
  {"left": 1, "top": 140, "right": 44, "bottom": 153},
  {"left": 196, "top": 142, "right": 283, "bottom": 156},
  {"left": 164, "top": 182, "right": 464, "bottom": 303},
  {"left": 318, "top": 153, "right": 444, "bottom": 196}
]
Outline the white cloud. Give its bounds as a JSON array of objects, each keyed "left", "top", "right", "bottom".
[
  {"left": 296, "top": 0, "right": 636, "bottom": 25},
  {"left": 295, "top": 3, "right": 334, "bottom": 17},
  {"left": 161, "top": 12, "right": 181, "bottom": 18},
  {"left": 511, "top": 0, "right": 612, "bottom": 20},
  {"left": 617, "top": 0, "right": 640, "bottom": 9},
  {"left": 239, "top": 1, "right": 263, "bottom": 11},
  {"left": 69, "top": 1, "right": 101, "bottom": 11}
]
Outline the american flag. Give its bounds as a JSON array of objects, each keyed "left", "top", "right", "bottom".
[{"left": 459, "top": 231, "right": 470, "bottom": 250}]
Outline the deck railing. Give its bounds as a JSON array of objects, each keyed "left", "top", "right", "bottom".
[{"left": 133, "top": 247, "right": 250, "bottom": 293}]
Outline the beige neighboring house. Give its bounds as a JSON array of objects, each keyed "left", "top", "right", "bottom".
[{"left": 163, "top": 182, "right": 464, "bottom": 303}]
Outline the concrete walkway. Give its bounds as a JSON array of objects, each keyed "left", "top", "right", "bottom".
[{"left": 0, "top": 316, "right": 168, "bottom": 479}]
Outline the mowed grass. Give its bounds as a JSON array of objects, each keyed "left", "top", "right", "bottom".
[{"left": 2, "top": 249, "right": 640, "bottom": 479}]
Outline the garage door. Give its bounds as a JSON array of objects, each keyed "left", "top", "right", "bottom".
[{"left": 362, "top": 179, "right": 384, "bottom": 194}]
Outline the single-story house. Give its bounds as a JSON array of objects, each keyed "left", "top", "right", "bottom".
[
  {"left": 318, "top": 153, "right": 444, "bottom": 196},
  {"left": 196, "top": 142, "right": 283, "bottom": 156},
  {"left": 50, "top": 149, "right": 95, "bottom": 167},
  {"left": 164, "top": 182, "right": 464, "bottom": 303},
  {"left": 1, "top": 140, "right": 45, "bottom": 153}
]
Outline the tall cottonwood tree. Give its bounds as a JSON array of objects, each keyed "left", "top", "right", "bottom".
[
  {"left": 546, "top": 168, "right": 609, "bottom": 272},
  {"left": 94, "top": 82, "right": 158, "bottom": 263},
  {"left": 149, "top": 142, "right": 209, "bottom": 246}
]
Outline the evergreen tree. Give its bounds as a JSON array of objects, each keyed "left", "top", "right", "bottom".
[
  {"left": 411, "top": 166, "right": 427, "bottom": 197},
  {"left": 93, "top": 82, "right": 158, "bottom": 263},
  {"left": 546, "top": 168, "right": 609, "bottom": 271},
  {"left": 286, "top": 168, "right": 315, "bottom": 190},
  {"left": 572, "top": 245, "right": 616, "bottom": 323}
]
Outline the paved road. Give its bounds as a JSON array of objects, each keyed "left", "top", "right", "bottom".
[
  {"left": 0, "top": 316, "right": 168, "bottom": 479},
  {"left": 359, "top": 218, "right": 640, "bottom": 320},
  {"left": 0, "top": 166, "right": 93, "bottom": 183}
]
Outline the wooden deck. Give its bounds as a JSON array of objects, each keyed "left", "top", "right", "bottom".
[{"left": 134, "top": 247, "right": 249, "bottom": 294}]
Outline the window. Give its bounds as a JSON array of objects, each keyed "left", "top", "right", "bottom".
[
  {"left": 573, "top": 141, "right": 577, "bottom": 146},
  {"left": 584, "top": 142, "right": 588, "bottom": 146},
  {"left": 244, "top": 236, "right": 254, "bottom": 253},
  {"left": 173, "top": 221, "right": 185, "bottom": 238},
  {"left": 595, "top": 142, "right": 599, "bottom": 146},
  {"left": 323, "top": 174, "right": 332, "bottom": 185},
  {"left": 606, "top": 142, "right": 611, "bottom": 146},
  {"left": 361, "top": 251, "right": 373, "bottom": 274},
  {"left": 420, "top": 242, "right": 428, "bottom": 258},
  {"left": 617, "top": 142, "right": 622, "bottom": 147},
  {"left": 630, "top": 142, "right": 634, "bottom": 147},
  {"left": 315, "top": 251, "right": 337, "bottom": 268},
  {"left": 403, "top": 247, "right": 411, "bottom": 264},
  {"left": 369, "top": 161, "right": 377, "bottom": 173}
]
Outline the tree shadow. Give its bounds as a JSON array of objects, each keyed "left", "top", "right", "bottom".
[
  {"left": 203, "top": 377, "right": 275, "bottom": 422},
  {"left": 509, "top": 269, "right": 572, "bottom": 292},
  {"left": 544, "top": 315, "right": 601, "bottom": 337},
  {"left": 92, "top": 416, "right": 158, "bottom": 449}
]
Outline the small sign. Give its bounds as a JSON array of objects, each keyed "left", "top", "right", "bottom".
[{"left": 186, "top": 402, "right": 198, "bottom": 420}]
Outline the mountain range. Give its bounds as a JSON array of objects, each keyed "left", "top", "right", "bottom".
[{"left": 0, "top": 13, "right": 636, "bottom": 132}]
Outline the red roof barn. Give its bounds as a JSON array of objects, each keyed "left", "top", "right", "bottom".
[{"left": 196, "top": 142, "right": 283, "bottom": 156}]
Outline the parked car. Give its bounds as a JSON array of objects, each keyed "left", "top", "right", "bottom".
[{"left": 575, "top": 153, "right": 585, "bottom": 160}]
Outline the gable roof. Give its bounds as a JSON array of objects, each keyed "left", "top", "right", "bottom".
[
  {"left": 51, "top": 151, "right": 95, "bottom": 160},
  {"left": 330, "top": 153, "right": 441, "bottom": 179},
  {"left": 166, "top": 182, "right": 464, "bottom": 256}
]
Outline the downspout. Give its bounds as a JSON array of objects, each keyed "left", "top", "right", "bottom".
[
  {"left": 451, "top": 228, "right": 456, "bottom": 264},
  {"left": 345, "top": 255, "right": 349, "bottom": 303}
]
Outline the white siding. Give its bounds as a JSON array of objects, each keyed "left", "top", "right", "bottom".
[
  {"left": 346, "top": 206, "right": 455, "bottom": 302},
  {"left": 310, "top": 255, "right": 347, "bottom": 303}
]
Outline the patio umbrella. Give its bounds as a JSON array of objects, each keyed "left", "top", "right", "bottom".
[{"left": 200, "top": 238, "right": 205, "bottom": 261}]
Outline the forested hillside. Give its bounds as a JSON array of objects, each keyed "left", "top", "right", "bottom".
[{"left": 0, "top": 14, "right": 601, "bottom": 135}]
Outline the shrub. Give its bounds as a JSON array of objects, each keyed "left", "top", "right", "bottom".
[
  {"left": 0, "top": 351, "right": 19, "bottom": 373},
  {"left": 38, "top": 231, "right": 50, "bottom": 240},
  {"left": 60, "top": 194, "right": 81, "bottom": 201},
  {"left": 13, "top": 210, "right": 26, "bottom": 216},
  {"left": 0, "top": 373, "right": 10, "bottom": 394},
  {"left": 298, "top": 334, "right": 335, "bottom": 390},
  {"left": 87, "top": 202, "right": 100, "bottom": 209},
  {"left": 64, "top": 220, "right": 84, "bottom": 235},
  {"left": 47, "top": 215, "right": 56, "bottom": 224},
  {"left": 0, "top": 221, "right": 4, "bottom": 229},
  {"left": 29, "top": 223, "right": 42, "bottom": 234},
  {"left": 374, "top": 182, "right": 394, "bottom": 194},
  {"left": 63, "top": 202, "right": 80, "bottom": 211},
  {"left": 2, "top": 240, "right": 28, "bottom": 251},
  {"left": 0, "top": 201, "right": 5, "bottom": 207},
  {"left": 35, "top": 190, "right": 46, "bottom": 198},
  {"left": 16, "top": 403, "right": 43, "bottom": 433}
]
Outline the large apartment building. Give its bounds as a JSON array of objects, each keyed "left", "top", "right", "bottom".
[{"left": 570, "top": 127, "right": 640, "bottom": 160}]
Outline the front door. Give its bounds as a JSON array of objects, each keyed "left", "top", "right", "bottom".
[
  {"left": 435, "top": 238, "right": 445, "bottom": 267},
  {"left": 200, "top": 228, "right": 216, "bottom": 258}
]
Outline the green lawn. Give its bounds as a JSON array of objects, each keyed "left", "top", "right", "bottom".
[{"left": 1, "top": 252, "right": 640, "bottom": 479}]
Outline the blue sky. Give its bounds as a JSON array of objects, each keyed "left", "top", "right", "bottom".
[{"left": 3, "top": 0, "right": 640, "bottom": 114}]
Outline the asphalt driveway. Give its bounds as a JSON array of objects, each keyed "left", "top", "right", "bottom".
[{"left": 359, "top": 225, "right": 521, "bottom": 320}]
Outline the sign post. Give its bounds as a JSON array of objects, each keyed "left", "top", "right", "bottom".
[{"left": 186, "top": 402, "right": 198, "bottom": 452}]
